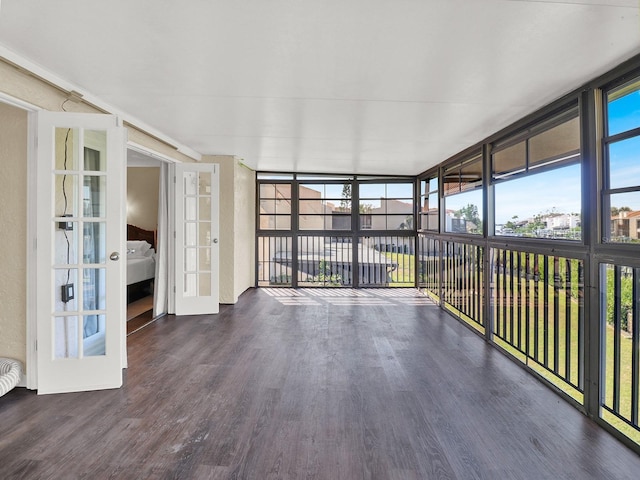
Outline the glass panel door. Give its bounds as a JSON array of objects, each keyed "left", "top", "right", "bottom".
[
  {"left": 175, "top": 164, "right": 219, "bottom": 315},
  {"left": 36, "top": 112, "right": 125, "bottom": 394}
]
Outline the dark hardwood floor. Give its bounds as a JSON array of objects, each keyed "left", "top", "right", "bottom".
[{"left": 1, "top": 288, "right": 639, "bottom": 479}]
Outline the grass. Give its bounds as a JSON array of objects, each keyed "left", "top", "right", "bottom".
[{"left": 383, "top": 252, "right": 415, "bottom": 287}]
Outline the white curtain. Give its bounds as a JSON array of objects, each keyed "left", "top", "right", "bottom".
[{"left": 153, "top": 164, "right": 169, "bottom": 317}]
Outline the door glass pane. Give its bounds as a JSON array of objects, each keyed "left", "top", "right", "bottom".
[
  {"left": 199, "top": 248, "right": 211, "bottom": 269},
  {"left": 199, "top": 172, "right": 211, "bottom": 194},
  {"left": 55, "top": 224, "right": 78, "bottom": 265},
  {"left": 55, "top": 316, "right": 79, "bottom": 359},
  {"left": 185, "top": 223, "right": 197, "bottom": 246},
  {"left": 82, "top": 176, "right": 106, "bottom": 218},
  {"left": 83, "top": 268, "right": 106, "bottom": 310},
  {"left": 184, "top": 274, "right": 197, "bottom": 297},
  {"left": 185, "top": 197, "right": 197, "bottom": 221},
  {"left": 84, "top": 131, "right": 106, "bottom": 171},
  {"left": 185, "top": 248, "right": 197, "bottom": 271},
  {"left": 55, "top": 128, "right": 78, "bottom": 170},
  {"left": 55, "top": 269, "right": 78, "bottom": 312},
  {"left": 199, "top": 222, "right": 211, "bottom": 246},
  {"left": 56, "top": 174, "right": 79, "bottom": 218},
  {"left": 199, "top": 274, "right": 211, "bottom": 296},
  {"left": 83, "top": 314, "right": 106, "bottom": 357},
  {"left": 199, "top": 197, "right": 211, "bottom": 220},
  {"left": 184, "top": 171, "right": 197, "bottom": 195},
  {"left": 82, "top": 222, "right": 106, "bottom": 264}
]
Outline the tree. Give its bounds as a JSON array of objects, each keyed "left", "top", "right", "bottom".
[
  {"left": 455, "top": 203, "right": 482, "bottom": 233},
  {"left": 339, "top": 183, "right": 351, "bottom": 212},
  {"left": 504, "top": 215, "right": 519, "bottom": 230},
  {"left": 611, "top": 206, "right": 631, "bottom": 217}
]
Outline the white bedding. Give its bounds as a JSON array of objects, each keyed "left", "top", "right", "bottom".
[
  {"left": 127, "top": 256, "right": 155, "bottom": 285},
  {"left": 126, "top": 240, "right": 156, "bottom": 285}
]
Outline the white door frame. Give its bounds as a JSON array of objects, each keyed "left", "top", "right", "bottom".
[
  {"left": 0, "top": 92, "right": 44, "bottom": 390},
  {"left": 126, "top": 142, "right": 178, "bottom": 315}
]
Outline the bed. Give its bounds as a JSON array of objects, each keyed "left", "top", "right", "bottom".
[{"left": 127, "top": 224, "right": 157, "bottom": 302}]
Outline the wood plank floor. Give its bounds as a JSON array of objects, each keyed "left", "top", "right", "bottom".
[{"left": 2, "top": 287, "right": 640, "bottom": 479}]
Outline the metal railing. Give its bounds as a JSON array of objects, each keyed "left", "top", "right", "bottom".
[
  {"left": 601, "top": 263, "right": 640, "bottom": 436},
  {"left": 257, "top": 235, "right": 293, "bottom": 287},
  {"left": 491, "top": 248, "right": 584, "bottom": 395},
  {"left": 443, "top": 239, "right": 484, "bottom": 330},
  {"left": 417, "top": 234, "right": 440, "bottom": 300},
  {"left": 258, "top": 234, "right": 415, "bottom": 288},
  {"left": 359, "top": 235, "right": 415, "bottom": 286},
  {"left": 297, "top": 235, "right": 352, "bottom": 287}
]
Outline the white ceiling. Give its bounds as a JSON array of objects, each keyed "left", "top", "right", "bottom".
[{"left": 1, "top": 0, "right": 639, "bottom": 175}]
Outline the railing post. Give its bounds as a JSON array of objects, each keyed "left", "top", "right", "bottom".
[{"left": 483, "top": 142, "right": 493, "bottom": 342}]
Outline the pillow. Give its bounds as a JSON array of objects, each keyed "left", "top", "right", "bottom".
[{"left": 126, "top": 240, "right": 151, "bottom": 256}]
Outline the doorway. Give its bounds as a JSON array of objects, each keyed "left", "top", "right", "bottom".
[{"left": 126, "top": 149, "right": 169, "bottom": 334}]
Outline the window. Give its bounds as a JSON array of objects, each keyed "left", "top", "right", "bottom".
[
  {"left": 299, "top": 182, "right": 351, "bottom": 231},
  {"left": 604, "top": 78, "right": 640, "bottom": 244},
  {"left": 258, "top": 183, "right": 292, "bottom": 230},
  {"left": 358, "top": 182, "right": 414, "bottom": 231},
  {"left": 419, "top": 175, "right": 439, "bottom": 231},
  {"left": 443, "top": 153, "right": 483, "bottom": 234},
  {"left": 492, "top": 107, "right": 581, "bottom": 240}
]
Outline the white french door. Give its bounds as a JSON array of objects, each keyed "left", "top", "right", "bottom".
[
  {"left": 36, "top": 112, "right": 126, "bottom": 394},
  {"left": 174, "top": 163, "right": 219, "bottom": 315}
]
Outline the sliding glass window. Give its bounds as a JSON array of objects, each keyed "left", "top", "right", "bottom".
[
  {"left": 443, "top": 153, "right": 483, "bottom": 235},
  {"left": 492, "top": 106, "right": 581, "bottom": 240},
  {"left": 358, "top": 182, "right": 414, "bottom": 231},
  {"left": 299, "top": 181, "right": 352, "bottom": 231},
  {"left": 419, "top": 174, "right": 439, "bottom": 231},
  {"left": 259, "top": 182, "right": 292, "bottom": 231},
  {"left": 604, "top": 77, "right": 640, "bottom": 244}
]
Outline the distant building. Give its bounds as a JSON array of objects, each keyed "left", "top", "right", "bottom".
[
  {"left": 611, "top": 210, "right": 640, "bottom": 240},
  {"left": 543, "top": 213, "right": 580, "bottom": 230}
]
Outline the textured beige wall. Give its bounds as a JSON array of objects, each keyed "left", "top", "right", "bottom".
[
  {"left": 206, "top": 155, "right": 255, "bottom": 304},
  {"left": 234, "top": 161, "right": 256, "bottom": 297},
  {"left": 0, "top": 60, "right": 196, "bottom": 163},
  {"left": 217, "top": 156, "right": 236, "bottom": 304},
  {"left": 0, "top": 102, "right": 28, "bottom": 365},
  {"left": 127, "top": 167, "right": 160, "bottom": 231}
]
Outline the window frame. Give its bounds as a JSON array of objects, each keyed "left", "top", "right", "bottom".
[{"left": 602, "top": 77, "right": 640, "bottom": 245}]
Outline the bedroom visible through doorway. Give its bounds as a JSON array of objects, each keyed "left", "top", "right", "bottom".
[{"left": 126, "top": 149, "right": 168, "bottom": 334}]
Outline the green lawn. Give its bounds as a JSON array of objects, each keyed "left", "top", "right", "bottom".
[{"left": 383, "top": 252, "right": 415, "bottom": 286}]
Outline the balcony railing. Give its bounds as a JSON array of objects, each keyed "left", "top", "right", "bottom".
[
  {"left": 443, "top": 240, "right": 484, "bottom": 330},
  {"left": 258, "top": 234, "right": 415, "bottom": 288},
  {"left": 491, "top": 248, "right": 584, "bottom": 398},
  {"left": 601, "top": 263, "right": 640, "bottom": 439}
]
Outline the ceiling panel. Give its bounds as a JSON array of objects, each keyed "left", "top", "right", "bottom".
[{"left": 0, "top": 0, "right": 638, "bottom": 174}]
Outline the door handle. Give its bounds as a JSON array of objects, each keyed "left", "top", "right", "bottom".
[
  {"left": 212, "top": 238, "right": 218, "bottom": 244},
  {"left": 110, "top": 252, "right": 120, "bottom": 261}
]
